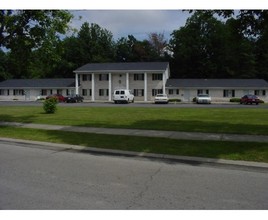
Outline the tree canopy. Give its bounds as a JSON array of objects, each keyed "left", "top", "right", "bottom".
[{"left": 1, "top": 10, "right": 268, "bottom": 81}]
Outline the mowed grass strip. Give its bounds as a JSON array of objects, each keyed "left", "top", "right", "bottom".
[
  {"left": 0, "top": 106, "right": 268, "bottom": 135},
  {"left": 1, "top": 126, "right": 268, "bottom": 163}
]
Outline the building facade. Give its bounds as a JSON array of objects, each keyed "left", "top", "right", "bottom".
[
  {"left": 74, "top": 62, "right": 170, "bottom": 101},
  {"left": 0, "top": 79, "right": 75, "bottom": 101},
  {"left": 166, "top": 79, "right": 268, "bottom": 102}
]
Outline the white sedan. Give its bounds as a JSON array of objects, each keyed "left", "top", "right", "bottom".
[
  {"left": 154, "top": 94, "right": 169, "bottom": 104},
  {"left": 196, "top": 94, "right": 212, "bottom": 104}
]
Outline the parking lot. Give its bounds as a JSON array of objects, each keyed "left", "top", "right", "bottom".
[{"left": 0, "top": 100, "right": 267, "bottom": 108}]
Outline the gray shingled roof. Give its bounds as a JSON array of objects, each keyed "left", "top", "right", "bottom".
[
  {"left": 166, "top": 79, "right": 268, "bottom": 88},
  {"left": 74, "top": 62, "right": 169, "bottom": 72},
  {"left": 0, "top": 79, "right": 75, "bottom": 88}
]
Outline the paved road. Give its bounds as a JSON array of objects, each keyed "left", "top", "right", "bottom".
[{"left": 1, "top": 140, "right": 268, "bottom": 210}]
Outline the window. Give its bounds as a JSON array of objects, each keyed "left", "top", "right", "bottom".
[
  {"left": 255, "top": 90, "right": 266, "bottom": 96},
  {"left": 134, "top": 74, "right": 144, "bottom": 81},
  {"left": 82, "top": 75, "right": 92, "bottom": 81},
  {"left": 152, "top": 89, "right": 163, "bottom": 96},
  {"left": 152, "top": 74, "right": 163, "bottom": 81},
  {"left": 57, "top": 89, "right": 63, "bottom": 95},
  {"left": 168, "top": 89, "right": 174, "bottom": 95},
  {"left": 223, "top": 90, "right": 235, "bottom": 97},
  {"left": 176, "top": 89, "right": 179, "bottom": 95},
  {"left": 13, "top": 89, "right": 24, "bottom": 96},
  {"left": 82, "top": 89, "right": 87, "bottom": 96},
  {"left": 197, "top": 89, "right": 209, "bottom": 95},
  {"left": 0, "top": 89, "right": 4, "bottom": 95},
  {"left": 99, "top": 89, "right": 109, "bottom": 96},
  {"left": 134, "top": 89, "right": 144, "bottom": 97},
  {"left": 99, "top": 74, "right": 109, "bottom": 81}
]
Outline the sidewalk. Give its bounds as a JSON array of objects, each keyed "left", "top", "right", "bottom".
[
  {"left": 1, "top": 121, "right": 268, "bottom": 143},
  {"left": 1, "top": 121, "right": 268, "bottom": 170}
]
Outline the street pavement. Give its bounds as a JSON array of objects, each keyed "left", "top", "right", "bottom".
[{"left": 0, "top": 140, "right": 268, "bottom": 210}]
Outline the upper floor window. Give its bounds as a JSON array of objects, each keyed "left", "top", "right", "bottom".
[
  {"left": 99, "top": 74, "right": 109, "bottom": 81},
  {"left": 134, "top": 74, "right": 144, "bottom": 81},
  {"left": 82, "top": 74, "right": 92, "bottom": 81},
  {"left": 152, "top": 74, "right": 163, "bottom": 81}
]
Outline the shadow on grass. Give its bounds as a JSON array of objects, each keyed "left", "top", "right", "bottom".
[
  {"left": 0, "top": 114, "right": 38, "bottom": 124},
  {"left": 81, "top": 119, "right": 268, "bottom": 136}
]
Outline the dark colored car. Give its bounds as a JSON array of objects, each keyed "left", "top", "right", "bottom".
[
  {"left": 240, "top": 94, "right": 261, "bottom": 105},
  {"left": 46, "top": 94, "right": 66, "bottom": 102},
  {"left": 66, "top": 95, "right": 84, "bottom": 103}
]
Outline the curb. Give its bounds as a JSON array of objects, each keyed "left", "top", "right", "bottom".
[{"left": 1, "top": 137, "right": 268, "bottom": 172}]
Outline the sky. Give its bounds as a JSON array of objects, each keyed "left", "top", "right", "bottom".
[{"left": 69, "top": 10, "right": 191, "bottom": 41}]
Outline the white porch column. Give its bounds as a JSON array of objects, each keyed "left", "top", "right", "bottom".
[
  {"left": 75, "top": 73, "right": 79, "bottom": 95},
  {"left": 108, "top": 72, "right": 112, "bottom": 101},
  {"left": 163, "top": 72, "right": 166, "bottom": 95},
  {"left": 126, "top": 72, "right": 129, "bottom": 90},
  {"left": 144, "top": 72, "right": 147, "bottom": 101},
  {"left": 91, "top": 73, "right": 95, "bottom": 101}
]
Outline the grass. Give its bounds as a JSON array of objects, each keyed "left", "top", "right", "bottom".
[
  {"left": 1, "top": 106, "right": 268, "bottom": 163},
  {"left": 0, "top": 106, "right": 268, "bottom": 135},
  {"left": 1, "top": 126, "right": 268, "bottom": 163}
]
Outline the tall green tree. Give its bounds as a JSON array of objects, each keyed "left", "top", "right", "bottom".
[
  {"left": 76, "top": 22, "right": 115, "bottom": 64},
  {"left": 0, "top": 10, "right": 73, "bottom": 79},
  {"left": 170, "top": 11, "right": 257, "bottom": 79}
]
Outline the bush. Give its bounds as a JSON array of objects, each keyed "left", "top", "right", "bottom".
[
  {"left": 43, "top": 97, "right": 58, "bottom": 114},
  {"left": 192, "top": 97, "right": 197, "bottom": 103},
  {"left": 169, "top": 98, "right": 181, "bottom": 103},
  {"left": 230, "top": 98, "right": 241, "bottom": 103}
]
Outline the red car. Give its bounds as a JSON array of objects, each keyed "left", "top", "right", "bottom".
[
  {"left": 46, "top": 94, "right": 66, "bottom": 102},
  {"left": 240, "top": 95, "right": 261, "bottom": 105}
]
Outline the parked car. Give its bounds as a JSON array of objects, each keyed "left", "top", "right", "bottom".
[
  {"left": 66, "top": 95, "right": 84, "bottom": 103},
  {"left": 240, "top": 94, "right": 261, "bottom": 105},
  {"left": 46, "top": 94, "right": 66, "bottom": 102},
  {"left": 113, "top": 89, "right": 134, "bottom": 104},
  {"left": 154, "top": 94, "right": 169, "bottom": 104},
  {"left": 196, "top": 94, "right": 211, "bottom": 104}
]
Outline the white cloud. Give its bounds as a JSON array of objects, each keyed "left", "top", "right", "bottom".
[{"left": 70, "top": 10, "right": 190, "bottom": 40}]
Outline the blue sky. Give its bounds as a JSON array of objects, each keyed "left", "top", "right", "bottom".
[{"left": 70, "top": 10, "right": 191, "bottom": 41}]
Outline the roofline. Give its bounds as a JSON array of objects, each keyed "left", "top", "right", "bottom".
[{"left": 74, "top": 70, "right": 166, "bottom": 73}]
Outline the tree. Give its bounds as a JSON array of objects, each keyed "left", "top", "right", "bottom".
[
  {"left": 0, "top": 10, "right": 73, "bottom": 79},
  {"left": 148, "top": 32, "right": 167, "bottom": 57},
  {"left": 77, "top": 22, "right": 115, "bottom": 64},
  {"left": 170, "top": 11, "right": 257, "bottom": 79}
]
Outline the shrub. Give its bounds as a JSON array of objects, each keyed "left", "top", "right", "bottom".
[
  {"left": 230, "top": 98, "right": 241, "bottom": 103},
  {"left": 169, "top": 98, "right": 181, "bottom": 103},
  {"left": 192, "top": 97, "right": 197, "bottom": 103},
  {"left": 43, "top": 97, "right": 58, "bottom": 114}
]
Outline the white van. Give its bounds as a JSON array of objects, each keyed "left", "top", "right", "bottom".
[{"left": 113, "top": 89, "right": 134, "bottom": 104}]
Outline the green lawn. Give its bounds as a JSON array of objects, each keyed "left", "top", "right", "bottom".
[
  {"left": 1, "top": 126, "right": 268, "bottom": 163},
  {"left": 0, "top": 106, "right": 267, "bottom": 135},
  {"left": 1, "top": 106, "right": 268, "bottom": 162}
]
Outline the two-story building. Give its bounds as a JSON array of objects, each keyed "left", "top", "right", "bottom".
[{"left": 73, "top": 62, "right": 170, "bottom": 102}]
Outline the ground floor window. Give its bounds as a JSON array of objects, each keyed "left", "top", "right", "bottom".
[
  {"left": 255, "top": 90, "right": 266, "bottom": 96},
  {"left": 41, "top": 89, "right": 53, "bottom": 96},
  {"left": 99, "top": 89, "right": 109, "bottom": 96},
  {"left": 82, "top": 89, "right": 92, "bottom": 96},
  {"left": 197, "top": 89, "right": 209, "bottom": 95},
  {"left": 13, "top": 89, "right": 25, "bottom": 96},
  {"left": 0, "top": 89, "right": 4, "bottom": 95},
  {"left": 152, "top": 89, "right": 163, "bottom": 96},
  {"left": 223, "top": 90, "right": 235, "bottom": 97},
  {"left": 134, "top": 89, "right": 144, "bottom": 97}
]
